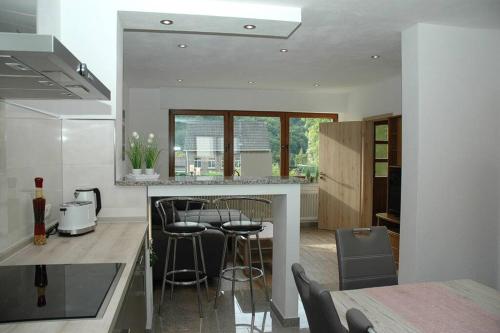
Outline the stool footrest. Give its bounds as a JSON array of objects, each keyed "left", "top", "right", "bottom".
[
  {"left": 164, "top": 269, "right": 207, "bottom": 286},
  {"left": 220, "top": 266, "right": 263, "bottom": 282}
]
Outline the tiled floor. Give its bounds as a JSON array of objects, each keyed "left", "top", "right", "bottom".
[{"left": 154, "top": 227, "right": 338, "bottom": 332}]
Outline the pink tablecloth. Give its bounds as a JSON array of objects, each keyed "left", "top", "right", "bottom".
[{"left": 366, "top": 282, "right": 500, "bottom": 333}]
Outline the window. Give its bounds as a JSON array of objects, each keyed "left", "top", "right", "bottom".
[
  {"left": 374, "top": 122, "right": 389, "bottom": 177},
  {"left": 169, "top": 110, "right": 337, "bottom": 177},
  {"left": 288, "top": 117, "right": 333, "bottom": 180},
  {"left": 208, "top": 158, "right": 216, "bottom": 169}
]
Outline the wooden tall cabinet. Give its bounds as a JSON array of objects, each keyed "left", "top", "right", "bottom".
[{"left": 318, "top": 121, "right": 373, "bottom": 230}]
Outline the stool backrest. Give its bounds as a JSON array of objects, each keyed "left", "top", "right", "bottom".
[
  {"left": 155, "top": 197, "right": 210, "bottom": 232},
  {"left": 335, "top": 226, "right": 398, "bottom": 290},
  {"left": 213, "top": 196, "right": 271, "bottom": 225}
]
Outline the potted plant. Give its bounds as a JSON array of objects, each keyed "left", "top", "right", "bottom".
[
  {"left": 144, "top": 133, "right": 161, "bottom": 175},
  {"left": 127, "top": 131, "right": 143, "bottom": 174}
]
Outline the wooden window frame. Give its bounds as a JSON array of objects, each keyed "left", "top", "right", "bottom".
[
  {"left": 168, "top": 109, "right": 338, "bottom": 177},
  {"left": 373, "top": 120, "right": 389, "bottom": 178}
]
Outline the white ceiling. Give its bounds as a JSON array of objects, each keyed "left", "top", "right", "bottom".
[{"left": 124, "top": 0, "right": 500, "bottom": 91}]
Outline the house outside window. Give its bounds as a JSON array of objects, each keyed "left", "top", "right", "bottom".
[
  {"left": 194, "top": 157, "right": 202, "bottom": 168},
  {"left": 208, "top": 158, "right": 216, "bottom": 169}
]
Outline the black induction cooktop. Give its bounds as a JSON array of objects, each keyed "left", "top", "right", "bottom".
[{"left": 0, "top": 263, "right": 124, "bottom": 324}]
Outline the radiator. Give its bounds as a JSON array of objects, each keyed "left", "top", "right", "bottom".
[{"left": 193, "top": 183, "right": 319, "bottom": 223}]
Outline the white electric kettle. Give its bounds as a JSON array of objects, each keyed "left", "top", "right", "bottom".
[{"left": 74, "top": 187, "right": 101, "bottom": 222}]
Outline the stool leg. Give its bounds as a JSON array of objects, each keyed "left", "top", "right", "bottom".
[
  {"left": 256, "top": 233, "right": 270, "bottom": 301},
  {"left": 170, "top": 238, "right": 177, "bottom": 300},
  {"left": 247, "top": 236, "right": 255, "bottom": 316},
  {"left": 214, "top": 233, "right": 228, "bottom": 309},
  {"left": 232, "top": 235, "right": 237, "bottom": 295},
  {"left": 159, "top": 236, "right": 172, "bottom": 314},
  {"left": 192, "top": 236, "right": 203, "bottom": 318},
  {"left": 197, "top": 235, "right": 209, "bottom": 301}
]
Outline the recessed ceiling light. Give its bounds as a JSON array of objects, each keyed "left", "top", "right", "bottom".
[
  {"left": 243, "top": 24, "right": 256, "bottom": 30},
  {"left": 248, "top": 81, "right": 256, "bottom": 84},
  {"left": 371, "top": 55, "right": 380, "bottom": 59},
  {"left": 177, "top": 79, "right": 183, "bottom": 82},
  {"left": 313, "top": 83, "right": 320, "bottom": 87},
  {"left": 280, "top": 48, "right": 288, "bottom": 53},
  {"left": 160, "top": 19, "right": 173, "bottom": 25},
  {"left": 177, "top": 44, "right": 187, "bottom": 48}
]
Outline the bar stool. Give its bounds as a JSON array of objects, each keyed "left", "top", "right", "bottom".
[
  {"left": 155, "top": 197, "right": 210, "bottom": 317},
  {"left": 213, "top": 197, "right": 271, "bottom": 315}
]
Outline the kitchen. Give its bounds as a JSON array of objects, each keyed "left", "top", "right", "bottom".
[{"left": 1, "top": 1, "right": 500, "bottom": 333}]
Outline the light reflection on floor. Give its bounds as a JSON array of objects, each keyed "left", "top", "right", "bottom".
[{"left": 155, "top": 227, "right": 336, "bottom": 332}]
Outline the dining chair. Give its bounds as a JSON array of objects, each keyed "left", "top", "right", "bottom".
[
  {"left": 291, "top": 263, "right": 347, "bottom": 333},
  {"left": 346, "top": 308, "right": 377, "bottom": 333},
  {"left": 335, "top": 226, "right": 398, "bottom": 290}
]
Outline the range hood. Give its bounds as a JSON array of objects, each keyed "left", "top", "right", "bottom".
[{"left": 0, "top": 33, "right": 110, "bottom": 100}]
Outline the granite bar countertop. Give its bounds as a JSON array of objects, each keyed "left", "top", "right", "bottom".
[{"left": 116, "top": 175, "right": 308, "bottom": 186}]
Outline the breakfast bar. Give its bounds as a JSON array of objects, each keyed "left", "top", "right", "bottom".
[{"left": 117, "top": 176, "right": 305, "bottom": 326}]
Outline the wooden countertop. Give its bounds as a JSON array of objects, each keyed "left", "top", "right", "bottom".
[{"left": 0, "top": 221, "right": 147, "bottom": 333}]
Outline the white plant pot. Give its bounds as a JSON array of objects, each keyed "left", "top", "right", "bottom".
[
  {"left": 132, "top": 168, "right": 142, "bottom": 175},
  {"left": 145, "top": 168, "right": 155, "bottom": 175}
]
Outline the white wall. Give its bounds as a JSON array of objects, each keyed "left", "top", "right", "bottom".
[
  {"left": 342, "top": 75, "right": 402, "bottom": 121},
  {"left": 399, "top": 23, "right": 500, "bottom": 289}
]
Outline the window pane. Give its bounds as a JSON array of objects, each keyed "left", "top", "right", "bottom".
[
  {"left": 289, "top": 117, "right": 333, "bottom": 181},
  {"left": 375, "top": 162, "right": 388, "bottom": 177},
  {"left": 174, "top": 115, "right": 224, "bottom": 176},
  {"left": 375, "top": 144, "right": 388, "bottom": 159},
  {"left": 375, "top": 124, "right": 388, "bottom": 141},
  {"left": 234, "top": 116, "right": 280, "bottom": 176}
]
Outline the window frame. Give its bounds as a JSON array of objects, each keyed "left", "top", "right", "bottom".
[
  {"left": 373, "top": 120, "right": 389, "bottom": 178},
  {"left": 169, "top": 109, "right": 338, "bottom": 177}
]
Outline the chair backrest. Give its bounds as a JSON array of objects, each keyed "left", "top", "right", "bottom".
[
  {"left": 213, "top": 196, "right": 271, "bottom": 225},
  {"left": 346, "top": 308, "right": 377, "bottom": 333},
  {"left": 155, "top": 197, "right": 209, "bottom": 232},
  {"left": 291, "top": 263, "right": 346, "bottom": 333},
  {"left": 335, "top": 226, "right": 398, "bottom": 291}
]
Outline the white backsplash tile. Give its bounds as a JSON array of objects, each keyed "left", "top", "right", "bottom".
[
  {"left": 62, "top": 120, "right": 115, "bottom": 165},
  {"left": 0, "top": 101, "right": 62, "bottom": 255},
  {"left": 62, "top": 120, "right": 146, "bottom": 219}
]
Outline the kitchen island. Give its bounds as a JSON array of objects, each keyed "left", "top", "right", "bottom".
[
  {"left": 117, "top": 175, "right": 305, "bottom": 326},
  {"left": 0, "top": 221, "right": 148, "bottom": 333}
]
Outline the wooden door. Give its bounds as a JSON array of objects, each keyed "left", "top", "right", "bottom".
[{"left": 318, "top": 122, "right": 372, "bottom": 230}]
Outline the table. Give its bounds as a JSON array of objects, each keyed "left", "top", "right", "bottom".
[
  {"left": 118, "top": 176, "right": 304, "bottom": 326},
  {"left": 331, "top": 279, "right": 500, "bottom": 333}
]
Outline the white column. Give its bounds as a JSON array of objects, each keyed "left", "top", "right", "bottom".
[{"left": 270, "top": 188, "right": 301, "bottom": 325}]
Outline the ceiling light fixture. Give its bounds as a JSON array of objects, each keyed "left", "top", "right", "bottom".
[
  {"left": 160, "top": 19, "right": 173, "bottom": 25},
  {"left": 177, "top": 79, "right": 183, "bottom": 82},
  {"left": 371, "top": 55, "right": 380, "bottom": 59},
  {"left": 177, "top": 44, "right": 187, "bottom": 48},
  {"left": 243, "top": 24, "right": 256, "bottom": 30},
  {"left": 280, "top": 48, "right": 288, "bottom": 53},
  {"left": 248, "top": 81, "right": 256, "bottom": 84},
  {"left": 313, "top": 83, "right": 320, "bottom": 87}
]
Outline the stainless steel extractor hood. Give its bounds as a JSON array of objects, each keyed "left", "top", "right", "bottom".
[{"left": 0, "top": 33, "right": 110, "bottom": 100}]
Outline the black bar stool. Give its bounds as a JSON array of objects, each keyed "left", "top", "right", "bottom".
[
  {"left": 213, "top": 197, "right": 271, "bottom": 316},
  {"left": 155, "top": 197, "right": 210, "bottom": 317}
]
